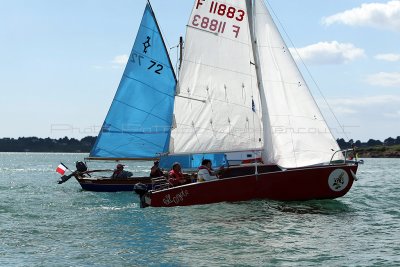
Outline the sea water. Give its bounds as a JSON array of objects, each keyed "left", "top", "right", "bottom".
[{"left": 0, "top": 153, "right": 399, "bottom": 266}]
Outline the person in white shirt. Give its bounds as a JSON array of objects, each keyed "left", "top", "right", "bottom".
[{"left": 197, "top": 159, "right": 219, "bottom": 182}]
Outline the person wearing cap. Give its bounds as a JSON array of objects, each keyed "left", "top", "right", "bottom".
[
  {"left": 150, "top": 160, "right": 164, "bottom": 178},
  {"left": 168, "top": 162, "right": 186, "bottom": 186},
  {"left": 111, "top": 164, "right": 133, "bottom": 179}
]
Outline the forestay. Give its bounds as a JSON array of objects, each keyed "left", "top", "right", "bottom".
[
  {"left": 252, "top": 0, "right": 342, "bottom": 167},
  {"left": 90, "top": 4, "right": 176, "bottom": 159},
  {"left": 170, "top": 0, "right": 263, "bottom": 155}
]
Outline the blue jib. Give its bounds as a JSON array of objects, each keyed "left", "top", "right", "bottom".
[{"left": 90, "top": 4, "right": 176, "bottom": 159}]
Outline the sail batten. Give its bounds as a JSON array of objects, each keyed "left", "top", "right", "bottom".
[{"left": 90, "top": 3, "right": 176, "bottom": 160}]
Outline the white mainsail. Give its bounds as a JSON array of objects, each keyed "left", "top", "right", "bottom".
[
  {"left": 170, "top": 0, "right": 263, "bottom": 154},
  {"left": 253, "top": 0, "right": 342, "bottom": 168}
]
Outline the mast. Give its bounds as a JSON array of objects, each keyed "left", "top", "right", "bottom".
[
  {"left": 179, "top": 36, "right": 183, "bottom": 71},
  {"left": 246, "top": 0, "right": 274, "bottom": 164}
]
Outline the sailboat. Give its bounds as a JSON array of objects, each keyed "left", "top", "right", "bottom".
[
  {"left": 136, "top": 0, "right": 361, "bottom": 207},
  {"left": 61, "top": 1, "right": 243, "bottom": 192},
  {"left": 62, "top": 2, "right": 177, "bottom": 192}
]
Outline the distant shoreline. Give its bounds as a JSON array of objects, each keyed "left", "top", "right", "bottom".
[
  {"left": 354, "top": 145, "right": 400, "bottom": 158},
  {"left": 0, "top": 136, "right": 96, "bottom": 153},
  {"left": 0, "top": 136, "right": 399, "bottom": 158}
]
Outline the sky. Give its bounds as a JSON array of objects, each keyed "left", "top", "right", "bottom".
[{"left": 0, "top": 0, "right": 399, "bottom": 142}]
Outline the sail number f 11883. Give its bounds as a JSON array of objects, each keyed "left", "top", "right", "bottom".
[
  {"left": 194, "top": 0, "right": 245, "bottom": 38},
  {"left": 208, "top": 1, "right": 245, "bottom": 21},
  {"left": 196, "top": 0, "right": 245, "bottom": 22}
]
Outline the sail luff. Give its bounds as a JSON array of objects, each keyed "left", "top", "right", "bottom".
[
  {"left": 246, "top": 0, "right": 276, "bottom": 165},
  {"left": 147, "top": 1, "right": 177, "bottom": 83}
]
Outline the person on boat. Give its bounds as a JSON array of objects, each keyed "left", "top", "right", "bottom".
[
  {"left": 168, "top": 162, "right": 186, "bottom": 186},
  {"left": 150, "top": 160, "right": 164, "bottom": 178},
  {"left": 197, "top": 159, "right": 220, "bottom": 182},
  {"left": 111, "top": 164, "right": 133, "bottom": 179}
]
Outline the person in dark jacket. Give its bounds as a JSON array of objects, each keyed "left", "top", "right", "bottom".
[
  {"left": 111, "top": 164, "right": 133, "bottom": 179},
  {"left": 150, "top": 161, "right": 164, "bottom": 178}
]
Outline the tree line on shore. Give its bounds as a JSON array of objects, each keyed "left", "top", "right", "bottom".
[
  {"left": 0, "top": 136, "right": 96, "bottom": 153},
  {"left": 337, "top": 136, "right": 400, "bottom": 149},
  {"left": 0, "top": 136, "right": 399, "bottom": 153}
]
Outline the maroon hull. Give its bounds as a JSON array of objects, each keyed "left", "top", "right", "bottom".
[
  {"left": 145, "top": 164, "right": 358, "bottom": 207},
  {"left": 255, "top": 164, "right": 357, "bottom": 201}
]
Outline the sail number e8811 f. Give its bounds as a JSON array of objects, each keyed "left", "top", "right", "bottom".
[
  {"left": 192, "top": 15, "right": 227, "bottom": 34},
  {"left": 192, "top": 15, "right": 240, "bottom": 38}
]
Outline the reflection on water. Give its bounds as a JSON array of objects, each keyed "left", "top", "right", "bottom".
[{"left": 272, "top": 200, "right": 352, "bottom": 215}]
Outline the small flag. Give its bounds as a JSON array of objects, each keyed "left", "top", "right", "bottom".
[
  {"left": 252, "top": 99, "right": 256, "bottom": 112},
  {"left": 56, "top": 163, "right": 68, "bottom": 175}
]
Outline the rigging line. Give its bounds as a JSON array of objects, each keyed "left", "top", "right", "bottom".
[
  {"left": 169, "top": 43, "right": 180, "bottom": 76},
  {"left": 264, "top": 0, "right": 349, "bottom": 141}
]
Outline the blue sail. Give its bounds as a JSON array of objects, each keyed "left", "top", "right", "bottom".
[{"left": 90, "top": 3, "right": 176, "bottom": 159}]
